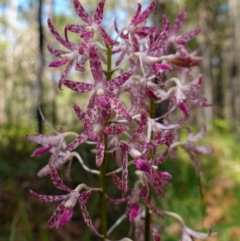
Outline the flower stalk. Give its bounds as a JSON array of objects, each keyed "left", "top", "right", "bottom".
[
  {"left": 145, "top": 96, "right": 156, "bottom": 241},
  {"left": 99, "top": 133, "right": 109, "bottom": 240}
]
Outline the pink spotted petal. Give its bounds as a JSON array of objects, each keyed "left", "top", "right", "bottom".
[
  {"left": 131, "top": 109, "right": 148, "bottom": 143},
  {"left": 89, "top": 44, "right": 104, "bottom": 84},
  {"left": 147, "top": 82, "right": 169, "bottom": 100},
  {"left": 184, "top": 74, "right": 203, "bottom": 91},
  {"left": 72, "top": 103, "right": 85, "bottom": 122},
  {"left": 98, "top": 102, "right": 111, "bottom": 123},
  {"left": 49, "top": 59, "right": 68, "bottom": 67},
  {"left": 98, "top": 25, "right": 114, "bottom": 46},
  {"left": 49, "top": 159, "right": 72, "bottom": 192},
  {"left": 47, "top": 18, "right": 72, "bottom": 50},
  {"left": 78, "top": 34, "right": 92, "bottom": 54},
  {"left": 149, "top": 31, "right": 167, "bottom": 52},
  {"left": 56, "top": 208, "right": 73, "bottom": 229},
  {"left": 130, "top": 3, "right": 142, "bottom": 26},
  {"left": 172, "top": 11, "right": 186, "bottom": 35},
  {"left": 78, "top": 189, "right": 91, "bottom": 203},
  {"left": 144, "top": 132, "right": 172, "bottom": 149},
  {"left": 110, "top": 97, "right": 132, "bottom": 121},
  {"left": 162, "top": 15, "right": 170, "bottom": 31},
  {"left": 141, "top": 196, "right": 164, "bottom": 219},
  {"left": 112, "top": 173, "right": 123, "bottom": 190},
  {"left": 73, "top": 0, "right": 93, "bottom": 24},
  {"left": 65, "top": 134, "right": 88, "bottom": 151},
  {"left": 150, "top": 149, "right": 168, "bottom": 165},
  {"left": 139, "top": 185, "right": 149, "bottom": 199},
  {"left": 84, "top": 93, "right": 97, "bottom": 130},
  {"left": 102, "top": 125, "right": 128, "bottom": 135},
  {"left": 47, "top": 45, "right": 68, "bottom": 57},
  {"left": 147, "top": 26, "right": 162, "bottom": 33},
  {"left": 177, "top": 28, "right": 201, "bottom": 45},
  {"left": 93, "top": 0, "right": 105, "bottom": 25},
  {"left": 119, "top": 142, "right": 131, "bottom": 155},
  {"left": 75, "top": 62, "right": 86, "bottom": 72},
  {"left": 30, "top": 190, "right": 68, "bottom": 202},
  {"left": 178, "top": 101, "right": 189, "bottom": 118},
  {"left": 58, "top": 60, "right": 75, "bottom": 89},
  {"left": 64, "top": 23, "right": 86, "bottom": 39},
  {"left": 47, "top": 201, "right": 66, "bottom": 228},
  {"left": 149, "top": 174, "right": 169, "bottom": 196},
  {"left": 133, "top": 1, "right": 156, "bottom": 26},
  {"left": 105, "top": 71, "right": 133, "bottom": 89},
  {"left": 96, "top": 133, "right": 105, "bottom": 167},
  {"left": 131, "top": 33, "right": 140, "bottom": 52},
  {"left": 79, "top": 201, "right": 103, "bottom": 237},
  {"left": 31, "top": 145, "right": 52, "bottom": 157},
  {"left": 63, "top": 79, "right": 94, "bottom": 93}
]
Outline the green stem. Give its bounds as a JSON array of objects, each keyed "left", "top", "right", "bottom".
[
  {"left": 197, "top": 173, "right": 205, "bottom": 228},
  {"left": 99, "top": 133, "right": 108, "bottom": 240},
  {"left": 144, "top": 195, "right": 151, "bottom": 241},
  {"left": 99, "top": 44, "right": 112, "bottom": 240},
  {"left": 145, "top": 97, "right": 156, "bottom": 241},
  {"left": 106, "top": 45, "right": 113, "bottom": 80}
]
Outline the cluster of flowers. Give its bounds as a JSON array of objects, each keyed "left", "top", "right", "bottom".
[{"left": 27, "top": 0, "right": 217, "bottom": 240}]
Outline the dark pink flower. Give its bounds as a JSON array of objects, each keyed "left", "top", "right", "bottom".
[
  {"left": 134, "top": 158, "right": 152, "bottom": 173},
  {"left": 55, "top": 207, "right": 73, "bottom": 229},
  {"left": 129, "top": 203, "right": 141, "bottom": 222}
]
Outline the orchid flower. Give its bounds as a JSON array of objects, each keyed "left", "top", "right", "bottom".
[
  {"left": 73, "top": 0, "right": 114, "bottom": 46},
  {"left": 47, "top": 18, "right": 88, "bottom": 89},
  {"left": 30, "top": 149, "right": 102, "bottom": 236}
]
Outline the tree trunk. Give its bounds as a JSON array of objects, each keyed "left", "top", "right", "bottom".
[
  {"left": 213, "top": 44, "right": 224, "bottom": 119},
  {"left": 229, "top": 0, "right": 239, "bottom": 135},
  {"left": 36, "top": 0, "right": 45, "bottom": 133},
  {"left": 198, "top": 1, "right": 213, "bottom": 124}
]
